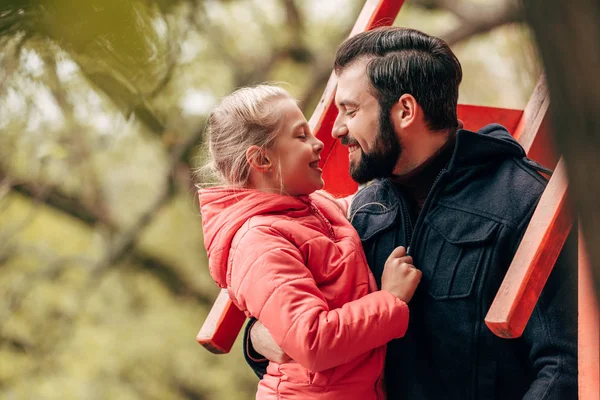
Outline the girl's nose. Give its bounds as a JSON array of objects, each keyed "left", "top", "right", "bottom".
[{"left": 313, "top": 137, "right": 324, "bottom": 153}]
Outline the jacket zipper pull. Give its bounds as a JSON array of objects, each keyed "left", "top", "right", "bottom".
[{"left": 308, "top": 201, "right": 335, "bottom": 240}]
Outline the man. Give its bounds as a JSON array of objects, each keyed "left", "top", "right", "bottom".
[{"left": 244, "top": 27, "right": 577, "bottom": 399}]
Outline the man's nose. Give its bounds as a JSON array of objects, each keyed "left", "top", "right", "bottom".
[{"left": 332, "top": 114, "right": 348, "bottom": 139}]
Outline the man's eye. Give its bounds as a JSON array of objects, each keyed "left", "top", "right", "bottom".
[{"left": 345, "top": 109, "right": 357, "bottom": 116}]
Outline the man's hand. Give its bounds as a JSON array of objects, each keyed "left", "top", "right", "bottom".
[{"left": 250, "top": 321, "right": 292, "bottom": 364}]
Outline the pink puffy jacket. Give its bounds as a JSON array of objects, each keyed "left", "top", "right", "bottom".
[{"left": 199, "top": 188, "right": 409, "bottom": 400}]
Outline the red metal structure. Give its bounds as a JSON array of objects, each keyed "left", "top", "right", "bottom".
[{"left": 196, "top": 1, "right": 599, "bottom": 397}]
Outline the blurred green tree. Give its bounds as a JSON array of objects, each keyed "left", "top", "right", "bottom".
[{"left": 0, "top": 1, "right": 540, "bottom": 398}]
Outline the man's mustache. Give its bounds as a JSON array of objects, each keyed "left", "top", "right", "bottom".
[{"left": 340, "top": 136, "right": 360, "bottom": 147}]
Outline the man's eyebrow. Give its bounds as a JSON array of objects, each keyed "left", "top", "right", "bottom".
[{"left": 338, "top": 99, "right": 359, "bottom": 108}]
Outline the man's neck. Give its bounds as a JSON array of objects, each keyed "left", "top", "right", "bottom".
[
  {"left": 392, "top": 133, "right": 456, "bottom": 213},
  {"left": 393, "top": 126, "right": 454, "bottom": 175}
]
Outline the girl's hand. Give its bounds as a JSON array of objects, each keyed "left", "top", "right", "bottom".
[{"left": 381, "top": 246, "right": 422, "bottom": 303}]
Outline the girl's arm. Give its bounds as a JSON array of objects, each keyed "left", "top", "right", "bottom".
[{"left": 229, "top": 225, "right": 408, "bottom": 373}]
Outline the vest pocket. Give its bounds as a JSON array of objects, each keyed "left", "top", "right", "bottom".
[{"left": 421, "top": 205, "right": 499, "bottom": 300}]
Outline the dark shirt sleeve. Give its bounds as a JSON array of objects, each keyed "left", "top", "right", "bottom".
[
  {"left": 520, "top": 228, "right": 578, "bottom": 399},
  {"left": 242, "top": 318, "right": 269, "bottom": 379}
]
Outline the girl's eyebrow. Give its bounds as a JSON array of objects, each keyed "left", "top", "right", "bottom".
[{"left": 292, "top": 121, "right": 309, "bottom": 133}]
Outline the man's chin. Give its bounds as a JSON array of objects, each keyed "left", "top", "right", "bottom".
[
  {"left": 349, "top": 166, "right": 374, "bottom": 185},
  {"left": 350, "top": 157, "right": 397, "bottom": 184}
]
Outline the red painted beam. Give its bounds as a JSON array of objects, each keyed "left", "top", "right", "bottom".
[
  {"left": 484, "top": 75, "right": 573, "bottom": 338},
  {"left": 513, "top": 76, "right": 558, "bottom": 170},
  {"left": 196, "top": 289, "right": 246, "bottom": 353},
  {"left": 196, "top": 0, "right": 406, "bottom": 354},
  {"left": 485, "top": 158, "right": 573, "bottom": 338},
  {"left": 322, "top": 104, "right": 525, "bottom": 197},
  {"left": 457, "top": 104, "right": 522, "bottom": 133},
  {"left": 578, "top": 233, "right": 600, "bottom": 400},
  {"left": 314, "top": 0, "right": 406, "bottom": 196}
]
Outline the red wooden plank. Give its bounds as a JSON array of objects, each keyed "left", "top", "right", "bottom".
[
  {"left": 322, "top": 104, "right": 525, "bottom": 196},
  {"left": 196, "top": 289, "right": 246, "bottom": 354},
  {"left": 485, "top": 158, "right": 573, "bottom": 338},
  {"left": 197, "top": 0, "right": 406, "bottom": 354},
  {"left": 578, "top": 233, "right": 600, "bottom": 400},
  {"left": 512, "top": 76, "right": 559, "bottom": 170},
  {"left": 484, "top": 74, "right": 573, "bottom": 339},
  {"left": 457, "top": 104, "right": 523, "bottom": 133},
  {"left": 314, "top": 0, "right": 406, "bottom": 196}
]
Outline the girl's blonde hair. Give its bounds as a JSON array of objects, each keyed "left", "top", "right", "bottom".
[{"left": 198, "top": 84, "right": 292, "bottom": 186}]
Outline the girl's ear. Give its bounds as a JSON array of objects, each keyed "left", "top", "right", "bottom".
[{"left": 246, "top": 145, "right": 272, "bottom": 172}]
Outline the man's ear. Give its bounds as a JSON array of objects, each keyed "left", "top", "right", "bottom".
[
  {"left": 392, "top": 93, "right": 418, "bottom": 129},
  {"left": 246, "top": 145, "right": 272, "bottom": 172}
]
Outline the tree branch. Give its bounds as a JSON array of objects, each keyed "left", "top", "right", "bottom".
[
  {"left": 132, "top": 252, "right": 214, "bottom": 304},
  {"left": 41, "top": 46, "right": 113, "bottom": 225},
  {"left": 95, "top": 110, "right": 205, "bottom": 271},
  {"left": 410, "top": 0, "right": 474, "bottom": 21},
  {"left": 282, "top": 0, "right": 304, "bottom": 40},
  {"left": 298, "top": 19, "right": 355, "bottom": 115},
  {"left": 0, "top": 166, "right": 211, "bottom": 306},
  {"left": 300, "top": 63, "right": 334, "bottom": 114},
  {"left": 409, "top": 0, "right": 524, "bottom": 46},
  {"left": 0, "top": 32, "right": 29, "bottom": 89},
  {"left": 0, "top": 168, "right": 116, "bottom": 229},
  {"left": 442, "top": 2, "right": 523, "bottom": 46}
]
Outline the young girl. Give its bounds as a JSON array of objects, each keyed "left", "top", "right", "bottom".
[{"left": 197, "top": 85, "right": 421, "bottom": 399}]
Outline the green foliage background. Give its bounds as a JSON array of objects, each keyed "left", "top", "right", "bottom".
[{"left": 0, "top": 0, "right": 539, "bottom": 398}]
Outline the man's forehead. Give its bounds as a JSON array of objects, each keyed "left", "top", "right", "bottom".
[
  {"left": 339, "top": 58, "right": 369, "bottom": 79},
  {"left": 336, "top": 59, "right": 370, "bottom": 103}
]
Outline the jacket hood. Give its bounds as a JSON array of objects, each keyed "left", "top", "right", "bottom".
[
  {"left": 450, "top": 123, "right": 525, "bottom": 169},
  {"left": 199, "top": 187, "right": 307, "bottom": 287}
]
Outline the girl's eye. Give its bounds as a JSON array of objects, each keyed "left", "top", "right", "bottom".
[{"left": 297, "top": 135, "right": 307, "bottom": 140}]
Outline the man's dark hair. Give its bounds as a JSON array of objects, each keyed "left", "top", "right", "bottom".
[{"left": 334, "top": 27, "right": 462, "bottom": 131}]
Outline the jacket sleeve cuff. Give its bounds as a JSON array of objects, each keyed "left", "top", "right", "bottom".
[
  {"left": 243, "top": 318, "right": 269, "bottom": 379},
  {"left": 380, "top": 290, "right": 410, "bottom": 338}
]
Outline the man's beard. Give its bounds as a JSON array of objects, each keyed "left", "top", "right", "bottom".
[{"left": 343, "top": 108, "right": 401, "bottom": 184}]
